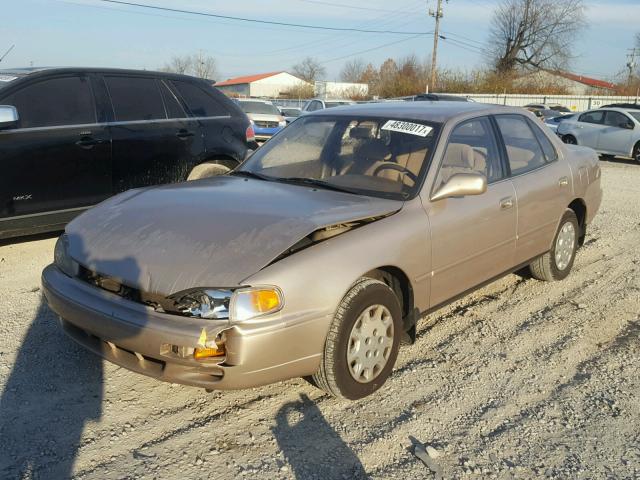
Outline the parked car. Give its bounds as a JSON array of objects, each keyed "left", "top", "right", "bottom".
[
  {"left": 302, "top": 98, "right": 356, "bottom": 112},
  {"left": 599, "top": 103, "right": 640, "bottom": 110},
  {"left": 43, "top": 102, "right": 602, "bottom": 400},
  {"left": 279, "top": 106, "right": 302, "bottom": 124},
  {"left": 557, "top": 107, "right": 640, "bottom": 162},
  {"left": 527, "top": 107, "right": 561, "bottom": 121},
  {"left": 545, "top": 113, "right": 578, "bottom": 133},
  {"left": 406, "top": 93, "right": 470, "bottom": 102},
  {"left": 237, "top": 99, "right": 286, "bottom": 141},
  {"left": 0, "top": 67, "right": 255, "bottom": 240},
  {"left": 525, "top": 103, "right": 572, "bottom": 114}
]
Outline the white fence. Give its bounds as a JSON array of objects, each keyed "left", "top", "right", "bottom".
[{"left": 448, "top": 93, "right": 640, "bottom": 111}]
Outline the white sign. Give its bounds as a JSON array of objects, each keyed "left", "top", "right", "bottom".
[{"left": 382, "top": 120, "right": 432, "bottom": 137}]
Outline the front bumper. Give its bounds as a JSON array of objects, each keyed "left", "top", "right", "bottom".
[
  {"left": 42, "top": 265, "right": 324, "bottom": 390},
  {"left": 253, "top": 125, "right": 283, "bottom": 140}
]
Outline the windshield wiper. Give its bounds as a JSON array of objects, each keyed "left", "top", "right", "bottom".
[
  {"left": 230, "top": 170, "right": 273, "bottom": 181},
  {"left": 276, "top": 177, "right": 359, "bottom": 195}
]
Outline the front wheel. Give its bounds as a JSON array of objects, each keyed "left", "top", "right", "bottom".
[
  {"left": 312, "top": 278, "right": 402, "bottom": 400},
  {"left": 562, "top": 135, "right": 577, "bottom": 145},
  {"left": 529, "top": 209, "right": 579, "bottom": 281},
  {"left": 187, "top": 162, "right": 231, "bottom": 180},
  {"left": 633, "top": 142, "right": 640, "bottom": 164}
]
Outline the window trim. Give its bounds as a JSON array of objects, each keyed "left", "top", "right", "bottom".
[
  {"left": 525, "top": 117, "right": 558, "bottom": 164},
  {"left": 493, "top": 113, "right": 552, "bottom": 178}
]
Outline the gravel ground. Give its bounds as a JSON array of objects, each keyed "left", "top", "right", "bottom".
[{"left": 0, "top": 159, "right": 639, "bottom": 480}]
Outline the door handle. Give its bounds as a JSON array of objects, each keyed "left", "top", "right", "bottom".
[
  {"left": 176, "top": 129, "right": 194, "bottom": 139},
  {"left": 500, "top": 197, "right": 514, "bottom": 210},
  {"left": 558, "top": 176, "right": 569, "bottom": 187},
  {"left": 75, "top": 136, "right": 103, "bottom": 149}
]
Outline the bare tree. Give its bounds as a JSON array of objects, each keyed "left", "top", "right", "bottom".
[
  {"left": 488, "top": 0, "right": 586, "bottom": 74},
  {"left": 292, "top": 57, "right": 326, "bottom": 83},
  {"left": 163, "top": 52, "right": 218, "bottom": 80},
  {"left": 340, "top": 58, "right": 366, "bottom": 82}
]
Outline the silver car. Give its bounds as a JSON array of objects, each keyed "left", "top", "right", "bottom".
[
  {"left": 557, "top": 107, "right": 640, "bottom": 162},
  {"left": 42, "top": 102, "right": 602, "bottom": 400}
]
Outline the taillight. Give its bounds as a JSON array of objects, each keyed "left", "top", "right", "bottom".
[{"left": 246, "top": 125, "right": 256, "bottom": 143}]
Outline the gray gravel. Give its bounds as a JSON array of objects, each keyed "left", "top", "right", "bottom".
[{"left": 1, "top": 158, "right": 639, "bottom": 479}]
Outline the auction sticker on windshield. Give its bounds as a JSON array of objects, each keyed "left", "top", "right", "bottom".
[{"left": 382, "top": 120, "right": 432, "bottom": 137}]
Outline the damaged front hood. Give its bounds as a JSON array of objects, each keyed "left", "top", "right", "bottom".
[{"left": 66, "top": 176, "right": 402, "bottom": 294}]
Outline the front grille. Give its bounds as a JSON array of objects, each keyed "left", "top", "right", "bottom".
[{"left": 254, "top": 120, "right": 278, "bottom": 128}]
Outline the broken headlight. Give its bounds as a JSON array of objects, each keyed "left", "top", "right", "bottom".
[
  {"left": 170, "top": 286, "right": 283, "bottom": 321},
  {"left": 54, "top": 234, "right": 79, "bottom": 278},
  {"left": 171, "top": 289, "right": 232, "bottom": 320}
]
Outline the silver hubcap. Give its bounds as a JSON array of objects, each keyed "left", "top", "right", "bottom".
[
  {"left": 347, "top": 305, "right": 394, "bottom": 383},
  {"left": 555, "top": 221, "right": 576, "bottom": 271}
]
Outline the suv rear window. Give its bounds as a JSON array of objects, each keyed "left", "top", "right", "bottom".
[
  {"left": 105, "top": 76, "right": 165, "bottom": 122},
  {"left": 3, "top": 76, "right": 95, "bottom": 128},
  {"left": 172, "top": 80, "right": 228, "bottom": 117}
]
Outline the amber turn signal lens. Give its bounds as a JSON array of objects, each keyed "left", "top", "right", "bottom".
[
  {"left": 249, "top": 289, "right": 281, "bottom": 313},
  {"left": 194, "top": 345, "right": 225, "bottom": 359}
]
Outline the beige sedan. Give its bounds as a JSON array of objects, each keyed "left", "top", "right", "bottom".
[{"left": 42, "top": 102, "right": 602, "bottom": 400}]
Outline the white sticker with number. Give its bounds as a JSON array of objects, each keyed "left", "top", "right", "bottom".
[{"left": 381, "top": 120, "right": 432, "bottom": 137}]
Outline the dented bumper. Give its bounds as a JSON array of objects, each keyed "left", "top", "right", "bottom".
[{"left": 41, "top": 265, "right": 324, "bottom": 390}]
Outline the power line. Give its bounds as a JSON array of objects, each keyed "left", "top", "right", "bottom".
[
  {"left": 97, "top": 0, "right": 431, "bottom": 35},
  {"left": 320, "top": 33, "right": 427, "bottom": 64},
  {"left": 293, "top": 0, "right": 406, "bottom": 13}
]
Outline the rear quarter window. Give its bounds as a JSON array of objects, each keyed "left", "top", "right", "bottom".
[
  {"left": 105, "top": 76, "right": 166, "bottom": 121},
  {"left": 171, "top": 80, "right": 229, "bottom": 117}
]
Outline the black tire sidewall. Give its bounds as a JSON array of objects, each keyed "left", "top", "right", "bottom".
[
  {"left": 549, "top": 210, "right": 579, "bottom": 280},
  {"left": 331, "top": 282, "right": 402, "bottom": 400},
  {"left": 563, "top": 135, "right": 577, "bottom": 145}
]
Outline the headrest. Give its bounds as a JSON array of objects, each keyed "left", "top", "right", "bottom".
[
  {"left": 349, "top": 126, "right": 374, "bottom": 139},
  {"left": 444, "top": 143, "right": 474, "bottom": 168}
]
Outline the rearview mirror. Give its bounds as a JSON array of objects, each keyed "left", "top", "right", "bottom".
[
  {"left": 0, "top": 105, "right": 19, "bottom": 129},
  {"left": 431, "top": 172, "right": 487, "bottom": 202}
]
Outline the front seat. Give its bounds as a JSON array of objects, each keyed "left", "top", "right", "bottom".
[
  {"left": 344, "top": 139, "right": 392, "bottom": 177},
  {"left": 437, "top": 142, "right": 476, "bottom": 186}
]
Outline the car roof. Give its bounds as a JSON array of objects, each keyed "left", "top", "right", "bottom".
[
  {"left": 0, "top": 66, "right": 208, "bottom": 82},
  {"left": 309, "top": 101, "right": 520, "bottom": 123},
  {"left": 238, "top": 98, "right": 273, "bottom": 104}
]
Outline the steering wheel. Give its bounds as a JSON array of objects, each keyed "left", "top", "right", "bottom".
[{"left": 372, "top": 162, "right": 418, "bottom": 183}]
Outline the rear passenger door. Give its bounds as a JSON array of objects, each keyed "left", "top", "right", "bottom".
[
  {"left": 494, "top": 114, "right": 572, "bottom": 265},
  {"left": 0, "top": 74, "right": 112, "bottom": 220},
  {"left": 103, "top": 75, "right": 205, "bottom": 192}
]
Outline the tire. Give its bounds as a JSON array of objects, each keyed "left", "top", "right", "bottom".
[
  {"left": 312, "top": 278, "right": 402, "bottom": 400},
  {"left": 187, "top": 162, "right": 231, "bottom": 181},
  {"left": 529, "top": 209, "right": 579, "bottom": 281},
  {"left": 562, "top": 135, "right": 577, "bottom": 145},
  {"left": 633, "top": 142, "right": 640, "bottom": 164}
]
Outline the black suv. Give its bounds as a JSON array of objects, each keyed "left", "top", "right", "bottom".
[{"left": 0, "top": 67, "right": 256, "bottom": 239}]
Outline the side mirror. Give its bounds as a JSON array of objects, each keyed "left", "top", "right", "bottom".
[
  {"left": 0, "top": 105, "right": 19, "bottom": 130},
  {"left": 431, "top": 172, "right": 487, "bottom": 202},
  {"left": 619, "top": 121, "right": 634, "bottom": 130}
]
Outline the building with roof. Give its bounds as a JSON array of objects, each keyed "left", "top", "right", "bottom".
[
  {"left": 515, "top": 69, "right": 617, "bottom": 95},
  {"left": 214, "top": 71, "right": 310, "bottom": 98}
]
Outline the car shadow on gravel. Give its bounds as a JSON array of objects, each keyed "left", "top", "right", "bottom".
[
  {"left": 272, "top": 393, "right": 367, "bottom": 479},
  {"left": 0, "top": 298, "right": 103, "bottom": 478}
]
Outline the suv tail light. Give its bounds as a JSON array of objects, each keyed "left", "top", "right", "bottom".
[{"left": 246, "top": 125, "right": 256, "bottom": 143}]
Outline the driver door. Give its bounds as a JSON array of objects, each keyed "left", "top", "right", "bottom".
[
  {"left": 597, "top": 110, "right": 634, "bottom": 155},
  {"left": 423, "top": 116, "right": 517, "bottom": 308}
]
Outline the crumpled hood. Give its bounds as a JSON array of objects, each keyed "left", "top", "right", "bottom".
[{"left": 66, "top": 176, "right": 402, "bottom": 294}]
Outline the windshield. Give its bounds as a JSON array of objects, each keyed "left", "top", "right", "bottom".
[
  {"left": 239, "top": 101, "right": 280, "bottom": 115},
  {"left": 628, "top": 111, "right": 640, "bottom": 123},
  {"left": 237, "top": 115, "right": 440, "bottom": 200}
]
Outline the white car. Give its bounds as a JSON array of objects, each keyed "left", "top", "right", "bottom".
[{"left": 557, "top": 108, "right": 640, "bottom": 162}]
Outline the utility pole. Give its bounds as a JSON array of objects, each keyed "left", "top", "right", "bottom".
[
  {"left": 428, "top": 0, "right": 445, "bottom": 92},
  {"left": 626, "top": 48, "right": 639, "bottom": 85}
]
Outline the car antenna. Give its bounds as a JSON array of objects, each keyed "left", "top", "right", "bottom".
[{"left": 0, "top": 44, "right": 15, "bottom": 64}]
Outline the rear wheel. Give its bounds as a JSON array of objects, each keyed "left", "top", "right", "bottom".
[
  {"left": 529, "top": 209, "right": 579, "bottom": 281},
  {"left": 563, "top": 135, "right": 577, "bottom": 145},
  {"left": 312, "top": 278, "right": 402, "bottom": 400},
  {"left": 187, "top": 162, "right": 231, "bottom": 180}
]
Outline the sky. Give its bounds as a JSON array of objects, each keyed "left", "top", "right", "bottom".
[{"left": 1, "top": 0, "right": 639, "bottom": 83}]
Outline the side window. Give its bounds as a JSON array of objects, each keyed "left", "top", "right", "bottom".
[
  {"left": 527, "top": 118, "right": 558, "bottom": 163},
  {"left": 495, "top": 115, "right": 546, "bottom": 175},
  {"left": 171, "top": 80, "right": 228, "bottom": 117},
  {"left": 578, "top": 111, "right": 605, "bottom": 125},
  {"left": 3, "top": 76, "right": 95, "bottom": 128},
  {"left": 436, "top": 117, "right": 503, "bottom": 186},
  {"left": 159, "top": 81, "right": 186, "bottom": 119},
  {"left": 307, "top": 100, "right": 321, "bottom": 112},
  {"left": 604, "top": 111, "right": 630, "bottom": 128},
  {"left": 105, "top": 76, "right": 165, "bottom": 121}
]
